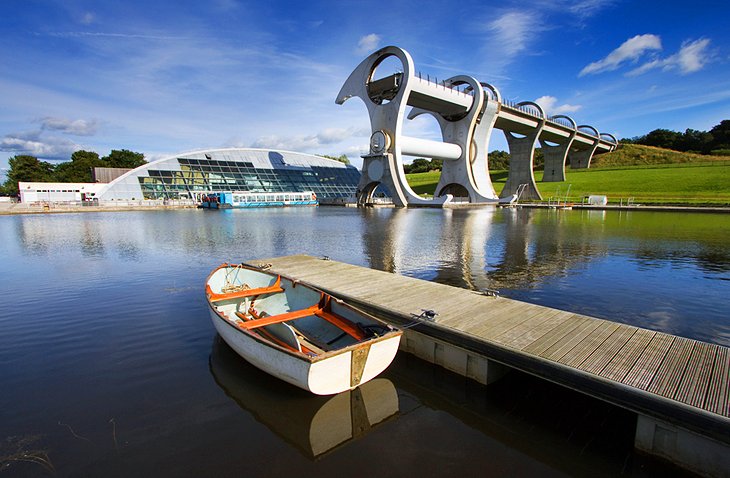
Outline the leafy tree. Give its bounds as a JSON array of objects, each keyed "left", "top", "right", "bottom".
[
  {"left": 403, "top": 158, "right": 442, "bottom": 174},
  {"left": 406, "top": 158, "right": 431, "bottom": 173},
  {"left": 709, "top": 120, "right": 730, "bottom": 151},
  {"left": 624, "top": 121, "right": 730, "bottom": 154},
  {"left": 641, "top": 129, "right": 683, "bottom": 150},
  {"left": 677, "top": 129, "right": 713, "bottom": 153},
  {"left": 2, "top": 155, "right": 55, "bottom": 196},
  {"left": 102, "top": 149, "right": 146, "bottom": 168},
  {"left": 54, "top": 150, "right": 104, "bottom": 183},
  {"left": 488, "top": 150, "right": 511, "bottom": 170}
]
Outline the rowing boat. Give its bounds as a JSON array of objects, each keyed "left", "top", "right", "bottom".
[{"left": 205, "top": 263, "right": 402, "bottom": 395}]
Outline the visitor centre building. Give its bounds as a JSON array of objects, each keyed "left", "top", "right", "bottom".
[
  {"left": 18, "top": 148, "right": 361, "bottom": 204},
  {"left": 91, "top": 148, "right": 361, "bottom": 202}
]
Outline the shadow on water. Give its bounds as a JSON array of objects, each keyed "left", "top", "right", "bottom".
[
  {"left": 209, "top": 336, "right": 399, "bottom": 460},
  {"left": 382, "top": 353, "right": 694, "bottom": 477}
]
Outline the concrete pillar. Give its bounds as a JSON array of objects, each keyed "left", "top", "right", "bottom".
[
  {"left": 541, "top": 140, "right": 573, "bottom": 182},
  {"left": 357, "top": 153, "right": 408, "bottom": 207},
  {"left": 567, "top": 143, "right": 599, "bottom": 169},
  {"left": 541, "top": 115, "right": 576, "bottom": 182},
  {"left": 568, "top": 126, "right": 600, "bottom": 169},
  {"left": 635, "top": 414, "right": 730, "bottom": 478},
  {"left": 502, "top": 124, "right": 545, "bottom": 201},
  {"left": 401, "top": 329, "right": 509, "bottom": 385}
]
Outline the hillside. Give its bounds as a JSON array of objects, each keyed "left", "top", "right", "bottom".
[{"left": 591, "top": 143, "right": 730, "bottom": 168}]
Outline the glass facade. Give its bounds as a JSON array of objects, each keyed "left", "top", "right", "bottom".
[{"left": 138, "top": 157, "right": 360, "bottom": 200}]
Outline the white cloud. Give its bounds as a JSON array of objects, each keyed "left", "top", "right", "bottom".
[
  {"left": 628, "top": 38, "right": 711, "bottom": 76},
  {"left": 356, "top": 34, "right": 381, "bottom": 55},
  {"left": 568, "top": 0, "right": 617, "bottom": 20},
  {"left": 534, "top": 96, "right": 582, "bottom": 116},
  {"left": 38, "top": 117, "right": 99, "bottom": 136},
  {"left": 579, "top": 34, "right": 662, "bottom": 76},
  {"left": 486, "top": 11, "right": 537, "bottom": 59},
  {"left": 475, "top": 10, "right": 545, "bottom": 76},
  {"left": 248, "top": 127, "right": 368, "bottom": 152},
  {"left": 1, "top": 131, "right": 80, "bottom": 160}
]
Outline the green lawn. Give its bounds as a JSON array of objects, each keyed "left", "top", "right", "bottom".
[{"left": 406, "top": 164, "right": 730, "bottom": 205}]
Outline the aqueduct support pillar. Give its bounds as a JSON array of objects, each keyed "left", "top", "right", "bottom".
[
  {"left": 541, "top": 141, "right": 573, "bottom": 182},
  {"left": 541, "top": 115, "right": 577, "bottom": 182},
  {"left": 568, "top": 125, "right": 601, "bottom": 169},
  {"left": 501, "top": 103, "right": 545, "bottom": 201}
]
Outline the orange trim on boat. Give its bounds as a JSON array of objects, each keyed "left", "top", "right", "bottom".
[
  {"left": 238, "top": 304, "right": 322, "bottom": 330},
  {"left": 315, "top": 310, "right": 367, "bottom": 341},
  {"left": 207, "top": 275, "right": 283, "bottom": 302},
  {"left": 314, "top": 295, "right": 368, "bottom": 341}
]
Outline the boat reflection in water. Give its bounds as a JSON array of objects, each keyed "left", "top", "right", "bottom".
[{"left": 209, "top": 336, "right": 399, "bottom": 459}]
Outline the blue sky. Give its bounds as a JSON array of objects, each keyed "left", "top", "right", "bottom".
[{"left": 1, "top": 0, "right": 729, "bottom": 174}]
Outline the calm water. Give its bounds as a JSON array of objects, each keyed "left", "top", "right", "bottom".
[{"left": 1, "top": 207, "right": 728, "bottom": 476}]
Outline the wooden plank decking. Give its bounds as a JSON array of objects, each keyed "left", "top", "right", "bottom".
[{"left": 252, "top": 255, "right": 730, "bottom": 444}]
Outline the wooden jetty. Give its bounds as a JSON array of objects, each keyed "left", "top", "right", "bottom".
[{"left": 252, "top": 255, "right": 729, "bottom": 477}]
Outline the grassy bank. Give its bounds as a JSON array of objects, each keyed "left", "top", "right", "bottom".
[
  {"left": 592, "top": 143, "right": 730, "bottom": 168},
  {"left": 406, "top": 162, "right": 730, "bottom": 205}
]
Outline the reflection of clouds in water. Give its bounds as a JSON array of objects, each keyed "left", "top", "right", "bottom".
[{"left": 645, "top": 308, "right": 677, "bottom": 330}]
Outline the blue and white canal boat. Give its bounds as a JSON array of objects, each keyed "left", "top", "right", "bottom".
[{"left": 200, "top": 191, "right": 318, "bottom": 209}]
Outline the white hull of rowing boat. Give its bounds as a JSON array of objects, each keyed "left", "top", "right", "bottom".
[{"left": 209, "top": 306, "right": 401, "bottom": 395}]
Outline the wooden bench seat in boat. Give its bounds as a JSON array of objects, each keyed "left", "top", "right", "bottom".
[
  {"left": 238, "top": 304, "right": 322, "bottom": 330},
  {"left": 240, "top": 299, "right": 369, "bottom": 341},
  {"left": 235, "top": 310, "right": 325, "bottom": 355}
]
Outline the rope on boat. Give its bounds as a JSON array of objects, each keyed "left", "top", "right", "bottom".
[
  {"left": 401, "top": 309, "right": 439, "bottom": 329},
  {"left": 222, "top": 264, "right": 251, "bottom": 293}
]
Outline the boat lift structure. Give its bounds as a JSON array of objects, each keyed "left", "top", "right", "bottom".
[{"left": 337, "top": 46, "right": 617, "bottom": 207}]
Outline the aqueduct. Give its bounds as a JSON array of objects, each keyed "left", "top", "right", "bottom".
[{"left": 336, "top": 46, "right": 617, "bottom": 207}]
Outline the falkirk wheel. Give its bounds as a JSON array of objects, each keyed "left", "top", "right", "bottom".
[{"left": 336, "top": 46, "right": 617, "bottom": 207}]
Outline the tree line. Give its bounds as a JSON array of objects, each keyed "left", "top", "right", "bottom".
[
  {"left": 620, "top": 120, "right": 730, "bottom": 155},
  {"left": 1, "top": 150, "right": 146, "bottom": 196}
]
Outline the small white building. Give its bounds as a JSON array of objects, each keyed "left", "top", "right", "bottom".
[{"left": 18, "top": 182, "right": 104, "bottom": 203}]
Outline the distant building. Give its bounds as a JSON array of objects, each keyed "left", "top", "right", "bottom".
[
  {"left": 93, "top": 148, "right": 360, "bottom": 201},
  {"left": 92, "top": 167, "right": 133, "bottom": 183},
  {"left": 19, "top": 182, "right": 104, "bottom": 203},
  {"left": 18, "top": 148, "right": 361, "bottom": 203}
]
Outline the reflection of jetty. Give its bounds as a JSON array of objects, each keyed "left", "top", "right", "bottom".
[
  {"left": 209, "top": 337, "right": 398, "bottom": 459},
  {"left": 253, "top": 255, "right": 729, "bottom": 478}
]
